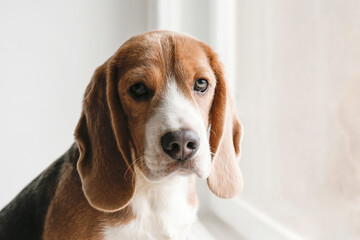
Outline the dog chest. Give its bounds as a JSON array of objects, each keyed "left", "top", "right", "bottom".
[{"left": 102, "top": 175, "right": 197, "bottom": 240}]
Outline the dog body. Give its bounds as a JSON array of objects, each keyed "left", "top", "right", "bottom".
[
  {"left": 0, "top": 31, "right": 243, "bottom": 240},
  {"left": 103, "top": 173, "right": 196, "bottom": 240}
]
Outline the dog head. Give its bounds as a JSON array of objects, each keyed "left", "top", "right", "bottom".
[{"left": 75, "top": 31, "right": 243, "bottom": 212}]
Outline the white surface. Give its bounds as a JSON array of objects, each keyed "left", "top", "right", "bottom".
[
  {"left": 0, "top": 0, "right": 148, "bottom": 209},
  {"left": 2, "top": 1, "right": 358, "bottom": 240},
  {"left": 147, "top": 0, "right": 181, "bottom": 31},
  {"left": 210, "top": 196, "right": 303, "bottom": 240},
  {"left": 231, "top": 0, "right": 360, "bottom": 239},
  {"left": 190, "top": 220, "right": 216, "bottom": 240},
  {"left": 198, "top": 211, "right": 244, "bottom": 240},
  {"left": 209, "top": 0, "right": 236, "bottom": 88}
]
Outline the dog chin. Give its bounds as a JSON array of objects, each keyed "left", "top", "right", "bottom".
[
  {"left": 139, "top": 170, "right": 180, "bottom": 183},
  {"left": 139, "top": 162, "right": 210, "bottom": 183}
]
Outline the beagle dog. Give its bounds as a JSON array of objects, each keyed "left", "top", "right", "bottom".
[{"left": 0, "top": 31, "right": 243, "bottom": 240}]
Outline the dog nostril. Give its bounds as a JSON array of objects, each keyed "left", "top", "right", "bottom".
[
  {"left": 170, "top": 143, "right": 180, "bottom": 152},
  {"left": 186, "top": 141, "right": 198, "bottom": 150}
]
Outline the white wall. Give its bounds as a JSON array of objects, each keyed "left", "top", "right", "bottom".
[
  {"left": 0, "top": 0, "right": 217, "bottom": 212},
  {"left": 4, "top": 1, "right": 358, "bottom": 239},
  {"left": 234, "top": 0, "right": 360, "bottom": 239},
  {"left": 0, "top": 0, "right": 148, "bottom": 208}
]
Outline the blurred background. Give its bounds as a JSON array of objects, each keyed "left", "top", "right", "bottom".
[{"left": 0, "top": 0, "right": 359, "bottom": 239}]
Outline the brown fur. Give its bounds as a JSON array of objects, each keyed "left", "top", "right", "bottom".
[
  {"left": 204, "top": 43, "right": 244, "bottom": 198},
  {"left": 43, "top": 31, "right": 243, "bottom": 239},
  {"left": 43, "top": 153, "right": 134, "bottom": 240},
  {"left": 75, "top": 62, "right": 135, "bottom": 212}
]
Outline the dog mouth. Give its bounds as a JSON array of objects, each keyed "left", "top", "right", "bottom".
[
  {"left": 136, "top": 156, "right": 205, "bottom": 182},
  {"left": 167, "top": 159, "right": 202, "bottom": 176}
]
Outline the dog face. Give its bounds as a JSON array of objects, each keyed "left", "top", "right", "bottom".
[
  {"left": 117, "top": 33, "right": 215, "bottom": 181},
  {"left": 75, "top": 31, "right": 243, "bottom": 212}
]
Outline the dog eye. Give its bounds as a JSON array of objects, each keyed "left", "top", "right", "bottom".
[
  {"left": 129, "top": 83, "right": 149, "bottom": 99},
  {"left": 193, "top": 79, "right": 208, "bottom": 93}
]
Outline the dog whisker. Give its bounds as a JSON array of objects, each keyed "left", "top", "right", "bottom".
[{"left": 124, "top": 156, "right": 145, "bottom": 180}]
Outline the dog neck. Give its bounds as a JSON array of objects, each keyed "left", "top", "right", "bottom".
[{"left": 102, "top": 167, "right": 198, "bottom": 240}]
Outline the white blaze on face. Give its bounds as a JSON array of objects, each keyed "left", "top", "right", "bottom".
[{"left": 144, "top": 78, "right": 211, "bottom": 180}]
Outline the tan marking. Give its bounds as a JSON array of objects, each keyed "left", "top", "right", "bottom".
[
  {"left": 43, "top": 159, "right": 135, "bottom": 240},
  {"left": 187, "top": 175, "right": 198, "bottom": 208},
  {"left": 43, "top": 30, "right": 242, "bottom": 238},
  {"left": 118, "top": 31, "right": 217, "bottom": 169}
]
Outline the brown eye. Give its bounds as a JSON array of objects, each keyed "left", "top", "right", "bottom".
[
  {"left": 129, "top": 83, "right": 152, "bottom": 100},
  {"left": 194, "top": 79, "right": 208, "bottom": 93}
]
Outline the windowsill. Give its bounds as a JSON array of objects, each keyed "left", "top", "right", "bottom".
[{"left": 191, "top": 211, "right": 246, "bottom": 240}]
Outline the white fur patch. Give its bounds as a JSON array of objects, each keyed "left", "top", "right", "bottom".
[
  {"left": 102, "top": 170, "right": 197, "bottom": 240},
  {"left": 144, "top": 79, "right": 211, "bottom": 180},
  {"left": 102, "top": 78, "right": 210, "bottom": 239}
]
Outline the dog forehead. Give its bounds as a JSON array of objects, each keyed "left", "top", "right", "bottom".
[
  {"left": 116, "top": 32, "right": 215, "bottom": 121},
  {"left": 116, "top": 31, "right": 210, "bottom": 72}
]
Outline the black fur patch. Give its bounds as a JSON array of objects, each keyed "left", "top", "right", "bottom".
[{"left": 0, "top": 144, "right": 78, "bottom": 240}]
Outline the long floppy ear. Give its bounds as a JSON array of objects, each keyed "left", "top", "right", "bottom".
[
  {"left": 74, "top": 62, "right": 135, "bottom": 212},
  {"left": 207, "top": 52, "right": 244, "bottom": 199}
]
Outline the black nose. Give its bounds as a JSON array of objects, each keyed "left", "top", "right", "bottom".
[{"left": 161, "top": 130, "right": 200, "bottom": 161}]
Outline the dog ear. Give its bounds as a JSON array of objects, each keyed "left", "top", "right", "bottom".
[
  {"left": 75, "top": 61, "right": 135, "bottom": 212},
  {"left": 207, "top": 50, "right": 244, "bottom": 199}
]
